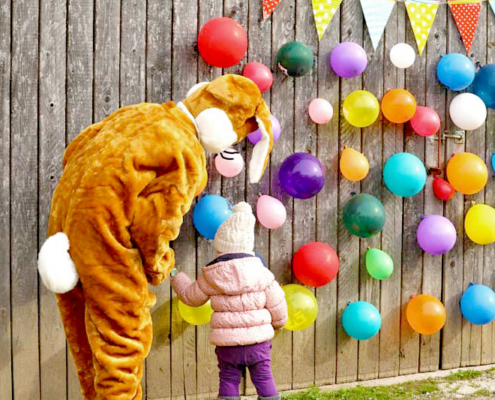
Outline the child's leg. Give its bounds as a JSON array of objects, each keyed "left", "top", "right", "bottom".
[
  {"left": 216, "top": 347, "right": 244, "bottom": 400},
  {"left": 246, "top": 342, "right": 279, "bottom": 399}
]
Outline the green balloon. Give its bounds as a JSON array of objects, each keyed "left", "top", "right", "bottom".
[
  {"left": 365, "top": 248, "right": 394, "bottom": 280},
  {"left": 343, "top": 194, "right": 386, "bottom": 238},
  {"left": 276, "top": 41, "right": 314, "bottom": 77}
]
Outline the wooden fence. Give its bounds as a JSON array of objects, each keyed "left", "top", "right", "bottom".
[{"left": 1, "top": 0, "right": 494, "bottom": 398}]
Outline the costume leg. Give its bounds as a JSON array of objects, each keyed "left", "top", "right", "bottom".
[
  {"left": 216, "top": 347, "right": 243, "bottom": 399},
  {"left": 246, "top": 342, "right": 279, "bottom": 400}
]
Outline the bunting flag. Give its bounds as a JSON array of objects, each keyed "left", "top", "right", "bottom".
[
  {"left": 263, "top": 0, "right": 282, "bottom": 20},
  {"left": 449, "top": 0, "right": 482, "bottom": 54},
  {"left": 361, "top": 0, "right": 396, "bottom": 51},
  {"left": 405, "top": 0, "right": 439, "bottom": 55},
  {"left": 490, "top": 0, "right": 495, "bottom": 15},
  {"left": 312, "top": 0, "right": 343, "bottom": 40}
]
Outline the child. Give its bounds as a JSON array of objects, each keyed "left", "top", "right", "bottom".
[{"left": 171, "top": 202, "right": 288, "bottom": 400}]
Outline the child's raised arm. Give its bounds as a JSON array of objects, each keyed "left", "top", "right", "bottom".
[{"left": 171, "top": 272, "right": 210, "bottom": 307}]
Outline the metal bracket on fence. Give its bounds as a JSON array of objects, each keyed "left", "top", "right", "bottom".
[{"left": 427, "top": 130, "right": 465, "bottom": 145}]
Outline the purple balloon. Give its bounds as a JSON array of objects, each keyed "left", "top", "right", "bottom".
[
  {"left": 248, "top": 114, "right": 281, "bottom": 145},
  {"left": 330, "top": 42, "right": 368, "bottom": 79},
  {"left": 279, "top": 153, "right": 325, "bottom": 199},
  {"left": 417, "top": 215, "right": 457, "bottom": 255}
]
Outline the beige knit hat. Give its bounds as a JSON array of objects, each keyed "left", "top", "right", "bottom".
[{"left": 214, "top": 202, "right": 255, "bottom": 254}]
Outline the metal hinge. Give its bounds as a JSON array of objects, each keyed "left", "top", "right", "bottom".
[{"left": 427, "top": 130, "right": 465, "bottom": 145}]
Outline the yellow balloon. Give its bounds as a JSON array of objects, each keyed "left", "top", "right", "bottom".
[
  {"left": 178, "top": 300, "right": 213, "bottom": 325},
  {"left": 343, "top": 90, "right": 380, "bottom": 128},
  {"left": 283, "top": 284, "right": 318, "bottom": 331},
  {"left": 340, "top": 146, "right": 370, "bottom": 182},
  {"left": 465, "top": 204, "right": 495, "bottom": 245},
  {"left": 446, "top": 152, "right": 488, "bottom": 195}
]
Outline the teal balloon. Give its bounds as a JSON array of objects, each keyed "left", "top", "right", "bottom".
[
  {"left": 342, "top": 301, "right": 382, "bottom": 340},
  {"left": 365, "top": 248, "right": 394, "bottom": 280},
  {"left": 343, "top": 194, "right": 386, "bottom": 238},
  {"left": 384, "top": 152, "right": 426, "bottom": 197},
  {"left": 276, "top": 41, "right": 314, "bottom": 77}
]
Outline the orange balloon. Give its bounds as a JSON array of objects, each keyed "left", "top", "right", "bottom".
[
  {"left": 195, "top": 172, "right": 208, "bottom": 197},
  {"left": 446, "top": 152, "right": 488, "bottom": 195},
  {"left": 406, "top": 294, "right": 446, "bottom": 335},
  {"left": 381, "top": 89, "right": 417, "bottom": 123},
  {"left": 340, "top": 146, "right": 370, "bottom": 182}
]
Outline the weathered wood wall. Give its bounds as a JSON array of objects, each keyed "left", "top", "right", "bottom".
[{"left": 0, "top": 0, "right": 494, "bottom": 399}]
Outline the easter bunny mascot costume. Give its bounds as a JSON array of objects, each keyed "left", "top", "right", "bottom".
[{"left": 37, "top": 74, "right": 273, "bottom": 400}]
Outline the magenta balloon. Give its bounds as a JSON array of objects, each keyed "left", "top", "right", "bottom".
[
  {"left": 417, "top": 215, "right": 457, "bottom": 255},
  {"left": 248, "top": 114, "right": 281, "bottom": 145},
  {"left": 330, "top": 42, "right": 368, "bottom": 79}
]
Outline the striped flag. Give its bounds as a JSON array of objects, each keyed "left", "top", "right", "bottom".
[
  {"left": 361, "top": 0, "right": 396, "bottom": 51},
  {"left": 490, "top": 0, "right": 495, "bottom": 15}
]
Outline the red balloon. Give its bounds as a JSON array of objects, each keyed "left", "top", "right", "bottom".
[
  {"left": 243, "top": 62, "right": 273, "bottom": 92},
  {"left": 293, "top": 242, "right": 339, "bottom": 287},
  {"left": 410, "top": 106, "right": 441, "bottom": 137},
  {"left": 433, "top": 176, "right": 455, "bottom": 201},
  {"left": 198, "top": 17, "right": 247, "bottom": 68}
]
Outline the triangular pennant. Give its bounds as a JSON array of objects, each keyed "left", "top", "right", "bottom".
[
  {"left": 361, "top": 0, "right": 396, "bottom": 51},
  {"left": 263, "top": 0, "right": 282, "bottom": 21},
  {"left": 449, "top": 0, "right": 481, "bottom": 54},
  {"left": 490, "top": 0, "right": 495, "bottom": 15},
  {"left": 312, "top": 0, "right": 343, "bottom": 40},
  {"left": 405, "top": 0, "right": 439, "bottom": 55}
]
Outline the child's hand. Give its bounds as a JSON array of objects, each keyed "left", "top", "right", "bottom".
[{"left": 171, "top": 267, "right": 178, "bottom": 277}]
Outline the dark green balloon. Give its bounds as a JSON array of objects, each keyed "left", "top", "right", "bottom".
[
  {"left": 276, "top": 41, "right": 314, "bottom": 77},
  {"left": 343, "top": 194, "right": 386, "bottom": 238}
]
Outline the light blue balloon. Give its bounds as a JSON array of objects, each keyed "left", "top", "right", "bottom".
[
  {"left": 193, "top": 195, "right": 233, "bottom": 240},
  {"left": 460, "top": 284, "right": 495, "bottom": 325},
  {"left": 342, "top": 301, "right": 381, "bottom": 340},
  {"left": 384, "top": 153, "right": 427, "bottom": 197},
  {"left": 437, "top": 53, "right": 476, "bottom": 91}
]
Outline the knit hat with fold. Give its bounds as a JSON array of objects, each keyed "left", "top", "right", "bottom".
[{"left": 214, "top": 202, "right": 255, "bottom": 254}]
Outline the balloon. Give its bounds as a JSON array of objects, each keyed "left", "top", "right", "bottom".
[
  {"left": 446, "top": 152, "right": 488, "bottom": 195},
  {"left": 256, "top": 195, "right": 287, "bottom": 229},
  {"left": 339, "top": 146, "right": 369, "bottom": 182},
  {"left": 215, "top": 147, "right": 244, "bottom": 178},
  {"left": 473, "top": 64, "right": 495, "bottom": 109},
  {"left": 449, "top": 93, "right": 487, "bottom": 131},
  {"left": 178, "top": 300, "right": 214, "bottom": 325},
  {"left": 276, "top": 41, "right": 314, "bottom": 77},
  {"left": 308, "top": 98, "right": 333, "bottom": 124},
  {"left": 343, "top": 193, "right": 385, "bottom": 238},
  {"left": 330, "top": 42, "right": 368, "bottom": 79},
  {"left": 432, "top": 176, "right": 455, "bottom": 201},
  {"left": 342, "top": 90, "right": 380, "bottom": 128},
  {"left": 293, "top": 242, "right": 339, "bottom": 287},
  {"left": 193, "top": 195, "right": 233, "bottom": 239},
  {"left": 342, "top": 302, "right": 381, "bottom": 340},
  {"left": 381, "top": 89, "right": 417, "bottom": 123},
  {"left": 248, "top": 114, "right": 281, "bottom": 145},
  {"left": 436, "top": 53, "right": 476, "bottom": 91},
  {"left": 492, "top": 153, "right": 495, "bottom": 175},
  {"left": 416, "top": 215, "right": 457, "bottom": 255},
  {"left": 389, "top": 43, "right": 416, "bottom": 69},
  {"left": 243, "top": 62, "right": 273, "bottom": 93},
  {"left": 410, "top": 106, "right": 441, "bottom": 137},
  {"left": 198, "top": 17, "right": 247, "bottom": 68},
  {"left": 460, "top": 283, "right": 495, "bottom": 325},
  {"left": 283, "top": 284, "right": 318, "bottom": 331},
  {"left": 365, "top": 248, "right": 394, "bottom": 280},
  {"left": 383, "top": 153, "right": 427, "bottom": 197},
  {"left": 406, "top": 295, "right": 446, "bottom": 335},
  {"left": 279, "top": 153, "right": 325, "bottom": 199},
  {"left": 465, "top": 203, "right": 495, "bottom": 245}
]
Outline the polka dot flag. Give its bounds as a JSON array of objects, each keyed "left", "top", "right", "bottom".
[
  {"left": 405, "top": 0, "right": 439, "bottom": 56},
  {"left": 312, "top": 0, "right": 343, "bottom": 40},
  {"left": 263, "top": 0, "right": 282, "bottom": 20},
  {"left": 449, "top": 0, "right": 482, "bottom": 55}
]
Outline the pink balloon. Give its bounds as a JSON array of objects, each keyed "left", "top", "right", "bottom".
[
  {"left": 248, "top": 115, "right": 281, "bottom": 145},
  {"left": 410, "top": 106, "right": 441, "bottom": 137},
  {"left": 256, "top": 195, "right": 287, "bottom": 229},
  {"left": 308, "top": 98, "right": 333, "bottom": 124},
  {"left": 215, "top": 148, "right": 244, "bottom": 177}
]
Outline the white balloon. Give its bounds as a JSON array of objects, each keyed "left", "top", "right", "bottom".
[
  {"left": 449, "top": 93, "right": 487, "bottom": 131},
  {"left": 390, "top": 43, "right": 416, "bottom": 69}
]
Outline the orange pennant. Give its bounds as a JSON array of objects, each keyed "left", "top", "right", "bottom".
[{"left": 449, "top": 0, "right": 481, "bottom": 54}]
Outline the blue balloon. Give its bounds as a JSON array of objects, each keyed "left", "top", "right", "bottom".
[
  {"left": 342, "top": 301, "right": 381, "bottom": 340},
  {"left": 193, "top": 195, "right": 232, "bottom": 240},
  {"left": 437, "top": 53, "right": 476, "bottom": 91},
  {"left": 383, "top": 153, "right": 427, "bottom": 197},
  {"left": 460, "top": 284, "right": 495, "bottom": 325},
  {"left": 473, "top": 64, "right": 495, "bottom": 109}
]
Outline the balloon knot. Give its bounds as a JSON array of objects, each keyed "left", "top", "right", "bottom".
[
  {"left": 410, "top": 294, "right": 416, "bottom": 299},
  {"left": 420, "top": 214, "right": 425, "bottom": 220},
  {"left": 344, "top": 145, "right": 348, "bottom": 149},
  {"left": 347, "top": 301, "right": 351, "bottom": 306},
  {"left": 469, "top": 282, "right": 474, "bottom": 287},
  {"left": 471, "top": 201, "right": 476, "bottom": 206},
  {"left": 257, "top": 192, "right": 262, "bottom": 197},
  {"left": 350, "top": 191, "right": 357, "bottom": 196},
  {"left": 367, "top": 246, "right": 371, "bottom": 250}
]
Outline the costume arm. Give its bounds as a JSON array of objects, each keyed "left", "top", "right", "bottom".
[
  {"left": 265, "top": 281, "right": 288, "bottom": 330},
  {"left": 171, "top": 272, "right": 210, "bottom": 307}
]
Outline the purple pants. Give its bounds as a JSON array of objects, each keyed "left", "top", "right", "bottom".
[{"left": 216, "top": 341, "right": 278, "bottom": 399}]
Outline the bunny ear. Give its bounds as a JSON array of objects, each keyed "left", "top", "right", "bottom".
[{"left": 249, "top": 101, "right": 273, "bottom": 184}]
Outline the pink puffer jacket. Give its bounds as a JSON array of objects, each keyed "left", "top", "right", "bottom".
[{"left": 171, "top": 254, "right": 288, "bottom": 347}]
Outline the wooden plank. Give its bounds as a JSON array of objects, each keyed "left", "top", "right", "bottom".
[
  {"left": 38, "top": 0, "right": 67, "bottom": 398},
  {"left": 11, "top": 0, "right": 40, "bottom": 398}
]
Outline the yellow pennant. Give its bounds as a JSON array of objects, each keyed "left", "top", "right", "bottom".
[
  {"left": 312, "top": 0, "right": 343, "bottom": 40},
  {"left": 405, "top": 0, "right": 439, "bottom": 55}
]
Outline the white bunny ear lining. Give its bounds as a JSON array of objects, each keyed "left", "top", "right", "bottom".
[
  {"left": 195, "top": 108, "right": 238, "bottom": 154},
  {"left": 186, "top": 81, "right": 209, "bottom": 98},
  {"left": 249, "top": 116, "right": 270, "bottom": 184}
]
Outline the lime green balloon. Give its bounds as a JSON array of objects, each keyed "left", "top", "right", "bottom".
[
  {"left": 178, "top": 300, "right": 213, "bottom": 325},
  {"left": 343, "top": 90, "right": 380, "bottom": 128},
  {"left": 365, "top": 248, "right": 394, "bottom": 280},
  {"left": 283, "top": 284, "right": 318, "bottom": 331}
]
